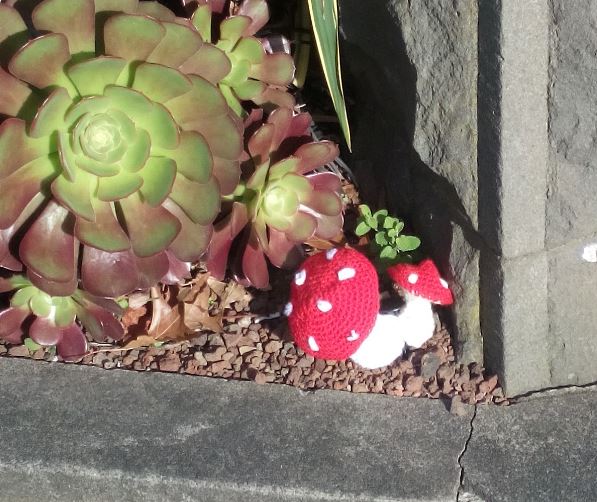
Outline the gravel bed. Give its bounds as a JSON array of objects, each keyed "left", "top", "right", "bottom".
[{"left": 0, "top": 309, "right": 509, "bottom": 408}]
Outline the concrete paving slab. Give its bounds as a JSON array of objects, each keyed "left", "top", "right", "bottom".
[
  {"left": 0, "top": 358, "right": 472, "bottom": 502},
  {"left": 461, "top": 387, "right": 597, "bottom": 502}
]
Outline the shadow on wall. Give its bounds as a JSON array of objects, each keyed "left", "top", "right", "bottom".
[{"left": 339, "top": 0, "right": 484, "bottom": 277}]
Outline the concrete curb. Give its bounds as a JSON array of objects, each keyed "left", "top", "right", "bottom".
[{"left": 0, "top": 358, "right": 471, "bottom": 502}]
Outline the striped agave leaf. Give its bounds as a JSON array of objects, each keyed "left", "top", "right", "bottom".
[{"left": 307, "top": 0, "right": 351, "bottom": 151}]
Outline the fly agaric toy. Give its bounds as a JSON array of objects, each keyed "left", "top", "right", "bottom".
[
  {"left": 287, "top": 247, "right": 406, "bottom": 369},
  {"left": 286, "top": 249, "right": 454, "bottom": 369},
  {"left": 386, "top": 259, "right": 454, "bottom": 349}
]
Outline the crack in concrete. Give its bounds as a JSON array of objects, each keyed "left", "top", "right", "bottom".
[
  {"left": 511, "top": 381, "right": 597, "bottom": 402},
  {"left": 455, "top": 404, "right": 477, "bottom": 502}
]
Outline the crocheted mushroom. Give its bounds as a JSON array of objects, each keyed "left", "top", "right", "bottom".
[
  {"left": 286, "top": 247, "right": 379, "bottom": 360},
  {"left": 287, "top": 247, "right": 409, "bottom": 369},
  {"left": 386, "top": 259, "right": 454, "bottom": 348}
]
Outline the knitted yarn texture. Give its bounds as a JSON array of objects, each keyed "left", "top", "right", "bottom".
[{"left": 287, "top": 247, "right": 379, "bottom": 360}]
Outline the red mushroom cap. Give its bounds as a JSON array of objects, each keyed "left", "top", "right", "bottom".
[
  {"left": 387, "top": 259, "right": 453, "bottom": 305},
  {"left": 287, "top": 248, "right": 379, "bottom": 360}
]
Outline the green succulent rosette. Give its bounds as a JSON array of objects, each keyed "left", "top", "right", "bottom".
[
  {"left": 184, "top": 0, "right": 296, "bottom": 116},
  {"left": 0, "top": 275, "right": 124, "bottom": 361},
  {"left": 0, "top": 0, "right": 243, "bottom": 298},
  {"left": 206, "top": 108, "right": 343, "bottom": 289}
]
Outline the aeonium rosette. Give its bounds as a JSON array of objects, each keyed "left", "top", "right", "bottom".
[
  {"left": 0, "top": 0, "right": 243, "bottom": 300},
  {"left": 0, "top": 275, "right": 124, "bottom": 360},
  {"left": 182, "top": 0, "right": 296, "bottom": 115},
  {"left": 206, "top": 108, "right": 344, "bottom": 289}
]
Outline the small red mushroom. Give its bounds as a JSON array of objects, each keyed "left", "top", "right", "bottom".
[
  {"left": 386, "top": 259, "right": 454, "bottom": 348},
  {"left": 287, "top": 247, "right": 380, "bottom": 360},
  {"left": 387, "top": 259, "right": 453, "bottom": 306}
]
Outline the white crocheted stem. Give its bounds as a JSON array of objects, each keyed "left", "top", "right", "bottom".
[{"left": 349, "top": 293, "right": 436, "bottom": 369}]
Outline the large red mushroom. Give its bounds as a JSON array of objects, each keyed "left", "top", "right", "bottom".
[{"left": 286, "top": 247, "right": 408, "bottom": 369}]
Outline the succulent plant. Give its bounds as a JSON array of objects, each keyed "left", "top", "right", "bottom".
[
  {"left": 0, "top": 0, "right": 243, "bottom": 299},
  {"left": 182, "top": 0, "right": 296, "bottom": 116},
  {"left": 0, "top": 275, "right": 123, "bottom": 360},
  {"left": 206, "top": 107, "right": 343, "bottom": 288}
]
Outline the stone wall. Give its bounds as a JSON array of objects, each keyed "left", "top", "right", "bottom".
[
  {"left": 341, "top": 0, "right": 597, "bottom": 395},
  {"left": 546, "top": 0, "right": 597, "bottom": 386},
  {"left": 340, "top": 0, "right": 482, "bottom": 362}
]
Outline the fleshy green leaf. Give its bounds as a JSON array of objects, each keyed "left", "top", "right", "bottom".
[
  {"left": 135, "top": 1, "right": 176, "bottom": 21},
  {"left": 286, "top": 211, "right": 317, "bottom": 242},
  {"left": 121, "top": 129, "right": 151, "bottom": 173},
  {"left": 32, "top": 0, "right": 95, "bottom": 54},
  {"left": 147, "top": 20, "right": 203, "bottom": 67},
  {"left": 162, "top": 199, "right": 212, "bottom": 262},
  {"left": 218, "top": 16, "right": 251, "bottom": 49},
  {"left": 104, "top": 13, "right": 165, "bottom": 62},
  {"left": 119, "top": 193, "right": 181, "bottom": 257},
  {"left": 24, "top": 337, "right": 42, "bottom": 353},
  {"left": 29, "top": 289, "right": 53, "bottom": 317},
  {"left": 178, "top": 44, "right": 231, "bottom": 84},
  {"left": 67, "top": 57, "right": 127, "bottom": 96},
  {"left": 29, "top": 87, "right": 71, "bottom": 138},
  {"left": 9, "top": 33, "right": 71, "bottom": 90},
  {"left": 97, "top": 172, "right": 142, "bottom": 201},
  {"left": 167, "top": 131, "right": 213, "bottom": 183},
  {"left": 166, "top": 74, "right": 228, "bottom": 121},
  {"left": 74, "top": 199, "right": 130, "bottom": 252},
  {"left": 139, "top": 157, "right": 176, "bottom": 207},
  {"left": 132, "top": 63, "right": 192, "bottom": 103},
  {"left": 191, "top": 5, "right": 212, "bottom": 42},
  {"left": 51, "top": 170, "right": 95, "bottom": 221},
  {"left": 169, "top": 174, "right": 220, "bottom": 225}
]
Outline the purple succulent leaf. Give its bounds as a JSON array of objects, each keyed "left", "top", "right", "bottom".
[
  {"left": 265, "top": 227, "right": 303, "bottom": 269},
  {"left": 293, "top": 141, "right": 339, "bottom": 175},
  {"left": 19, "top": 201, "right": 78, "bottom": 285},
  {"left": 0, "top": 68, "right": 32, "bottom": 117},
  {"left": 306, "top": 172, "right": 342, "bottom": 192},
  {"left": 248, "top": 52, "right": 294, "bottom": 86},
  {"left": 81, "top": 247, "right": 139, "bottom": 298},
  {"left": 77, "top": 303, "right": 124, "bottom": 342},
  {"left": 205, "top": 201, "right": 248, "bottom": 280},
  {"left": 240, "top": 226, "right": 269, "bottom": 288},
  {"left": 314, "top": 213, "right": 344, "bottom": 240},
  {"left": 29, "top": 316, "right": 62, "bottom": 346},
  {"left": 56, "top": 323, "right": 88, "bottom": 362},
  {"left": 0, "top": 307, "right": 28, "bottom": 344},
  {"left": 247, "top": 122, "right": 274, "bottom": 163},
  {"left": 237, "top": 0, "right": 269, "bottom": 36},
  {"left": 27, "top": 268, "right": 78, "bottom": 297},
  {"left": 135, "top": 251, "right": 170, "bottom": 289},
  {"left": 161, "top": 251, "right": 191, "bottom": 285},
  {"left": 79, "top": 292, "right": 124, "bottom": 316}
]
